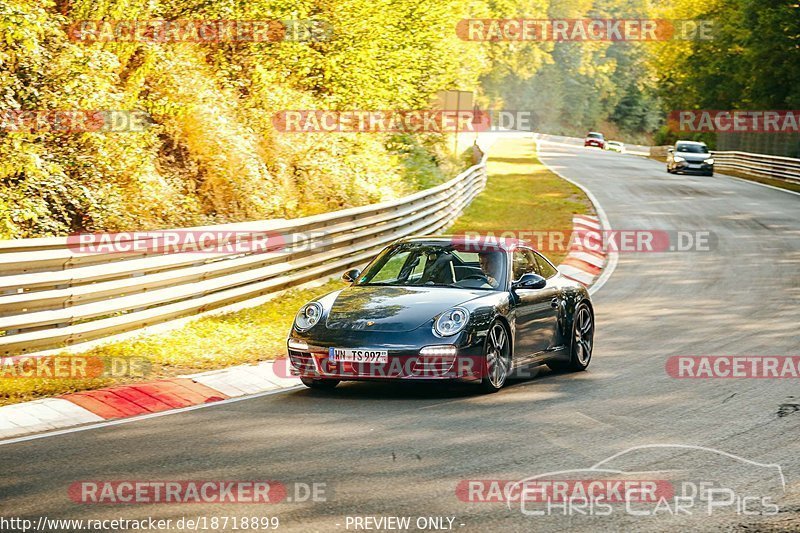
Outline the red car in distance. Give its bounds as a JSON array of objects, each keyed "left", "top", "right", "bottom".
[{"left": 584, "top": 132, "right": 606, "bottom": 149}]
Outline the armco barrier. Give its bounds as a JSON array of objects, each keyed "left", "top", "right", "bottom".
[
  {"left": 0, "top": 155, "right": 488, "bottom": 356},
  {"left": 710, "top": 151, "right": 800, "bottom": 184}
]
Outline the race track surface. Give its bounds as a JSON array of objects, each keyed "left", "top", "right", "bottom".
[{"left": 1, "top": 138, "right": 798, "bottom": 532}]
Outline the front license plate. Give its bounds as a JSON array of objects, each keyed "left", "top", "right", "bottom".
[
  {"left": 329, "top": 348, "right": 388, "bottom": 363},
  {"left": 688, "top": 164, "right": 701, "bottom": 169}
]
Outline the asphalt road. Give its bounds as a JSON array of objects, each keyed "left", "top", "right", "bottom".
[{"left": 1, "top": 138, "right": 798, "bottom": 532}]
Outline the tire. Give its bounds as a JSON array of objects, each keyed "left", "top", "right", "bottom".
[
  {"left": 666, "top": 166, "right": 673, "bottom": 174},
  {"left": 705, "top": 171, "right": 714, "bottom": 177},
  {"left": 480, "top": 321, "right": 512, "bottom": 393},
  {"left": 301, "top": 377, "right": 340, "bottom": 390},
  {"left": 547, "top": 303, "right": 594, "bottom": 373}
]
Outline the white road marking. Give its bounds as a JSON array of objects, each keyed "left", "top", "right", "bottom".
[{"left": 720, "top": 174, "right": 800, "bottom": 198}]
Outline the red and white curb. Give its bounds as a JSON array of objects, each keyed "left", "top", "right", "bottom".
[
  {"left": 557, "top": 215, "right": 607, "bottom": 287},
  {"left": 0, "top": 361, "right": 300, "bottom": 441}
]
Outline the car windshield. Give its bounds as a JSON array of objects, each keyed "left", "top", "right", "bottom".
[
  {"left": 676, "top": 143, "right": 709, "bottom": 153},
  {"left": 587, "top": 133, "right": 603, "bottom": 139},
  {"left": 357, "top": 242, "right": 507, "bottom": 290}
]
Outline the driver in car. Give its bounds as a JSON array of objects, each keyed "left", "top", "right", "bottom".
[{"left": 477, "top": 252, "right": 503, "bottom": 289}]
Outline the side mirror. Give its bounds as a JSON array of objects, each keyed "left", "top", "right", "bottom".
[
  {"left": 341, "top": 268, "right": 361, "bottom": 284},
  {"left": 667, "top": 148, "right": 674, "bottom": 153},
  {"left": 512, "top": 273, "right": 546, "bottom": 290}
]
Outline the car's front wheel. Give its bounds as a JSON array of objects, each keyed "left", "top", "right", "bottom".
[
  {"left": 301, "top": 377, "right": 340, "bottom": 390},
  {"left": 548, "top": 303, "right": 594, "bottom": 373},
  {"left": 480, "top": 321, "right": 511, "bottom": 393}
]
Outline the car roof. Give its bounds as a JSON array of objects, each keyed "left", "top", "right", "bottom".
[
  {"left": 676, "top": 140, "right": 706, "bottom": 146},
  {"left": 396, "top": 235, "right": 534, "bottom": 252}
]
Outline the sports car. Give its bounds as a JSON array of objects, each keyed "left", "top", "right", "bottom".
[{"left": 286, "top": 236, "right": 595, "bottom": 393}]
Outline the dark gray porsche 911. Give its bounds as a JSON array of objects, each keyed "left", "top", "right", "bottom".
[{"left": 286, "top": 236, "right": 594, "bottom": 393}]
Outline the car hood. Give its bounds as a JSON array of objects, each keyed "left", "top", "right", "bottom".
[
  {"left": 676, "top": 152, "right": 711, "bottom": 162},
  {"left": 325, "top": 286, "right": 486, "bottom": 332}
]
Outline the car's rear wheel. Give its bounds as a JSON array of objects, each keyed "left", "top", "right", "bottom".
[
  {"left": 548, "top": 303, "right": 593, "bottom": 373},
  {"left": 480, "top": 321, "right": 511, "bottom": 393},
  {"left": 301, "top": 377, "right": 340, "bottom": 390}
]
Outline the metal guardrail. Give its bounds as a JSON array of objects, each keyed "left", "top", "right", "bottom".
[
  {"left": 0, "top": 156, "right": 488, "bottom": 356},
  {"left": 709, "top": 151, "right": 800, "bottom": 184}
]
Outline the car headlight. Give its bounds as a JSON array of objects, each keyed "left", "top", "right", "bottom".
[
  {"left": 674, "top": 156, "right": 685, "bottom": 162},
  {"left": 434, "top": 307, "right": 470, "bottom": 337},
  {"left": 295, "top": 302, "right": 323, "bottom": 331},
  {"left": 705, "top": 158, "right": 715, "bottom": 165}
]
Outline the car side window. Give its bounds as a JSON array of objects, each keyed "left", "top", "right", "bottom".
[
  {"left": 512, "top": 249, "right": 539, "bottom": 280},
  {"left": 534, "top": 252, "right": 558, "bottom": 279}
]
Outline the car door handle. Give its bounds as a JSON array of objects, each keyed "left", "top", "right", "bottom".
[{"left": 550, "top": 298, "right": 559, "bottom": 309}]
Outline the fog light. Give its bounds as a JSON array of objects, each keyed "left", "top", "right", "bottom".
[
  {"left": 414, "top": 345, "right": 458, "bottom": 376},
  {"left": 419, "top": 345, "right": 457, "bottom": 357}
]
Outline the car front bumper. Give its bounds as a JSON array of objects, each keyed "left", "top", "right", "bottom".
[
  {"left": 286, "top": 331, "right": 487, "bottom": 382},
  {"left": 673, "top": 161, "right": 714, "bottom": 173}
]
